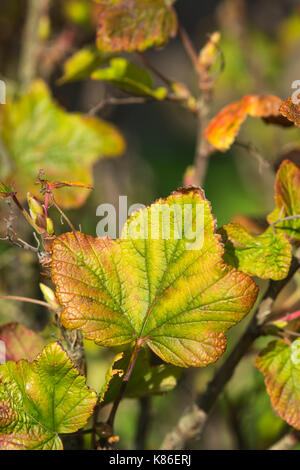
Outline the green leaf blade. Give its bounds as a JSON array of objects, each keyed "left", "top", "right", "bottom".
[
  {"left": 220, "top": 223, "right": 292, "bottom": 280},
  {"left": 91, "top": 58, "right": 167, "bottom": 99},
  {"left": 0, "top": 342, "right": 97, "bottom": 450}
]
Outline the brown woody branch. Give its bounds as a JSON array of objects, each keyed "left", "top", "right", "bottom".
[{"left": 19, "top": 0, "right": 50, "bottom": 87}]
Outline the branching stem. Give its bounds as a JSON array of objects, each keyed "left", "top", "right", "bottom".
[{"left": 106, "top": 340, "right": 142, "bottom": 429}]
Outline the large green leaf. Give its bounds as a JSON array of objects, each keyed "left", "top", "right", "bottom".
[
  {"left": 220, "top": 223, "right": 292, "bottom": 280},
  {"left": 99, "top": 348, "right": 181, "bottom": 405},
  {"left": 0, "top": 323, "right": 45, "bottom": 362},
  {"left": 0, "top": 80, "right": 125, "bottom": 208},
  {"left": 91, "top": 58, "right": 167, "bottom": 99},
  {"left": 256, "top": 339, "right": 300, "bottom": 430},
  {"left": 96, "top": 0, "right": 178, "bottom": 52},
  {"left": 0, "top": 342, "right": 97, "bottom": 450},
  {"left": 52, "top": 188, "right": 258, "bottom": 368},
  {"left": 267, "top": 160, "right": 300, "bottom": 242}
]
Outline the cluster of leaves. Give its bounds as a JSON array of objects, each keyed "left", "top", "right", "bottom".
[
  {"left": 1, "top": 0, "right": 300, "bottom": 451},
  {"left": 1, "top": 155, "right": 299, "bottom": 448},
  {"left": 203, "top": 89, "right": 300, "bottom": 433}
]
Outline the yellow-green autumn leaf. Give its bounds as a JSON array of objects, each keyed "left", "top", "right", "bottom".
[
  {"left": 267, "top": 160, "right": 300, "bottom": 242},
  {"left": 59, "top": 45, "right": 113, "bottom": 84},
  {"left": 52, "top": 188, "right": 258, "bottom": 368},
  {"left": 0, "top": 342, "right": 97, "bottom": 450},
  {"left": 256, "top": 339, "right": 300, "bottom": 430},
  {"left": 99, "top": 348, "right": 181, "bottom": 405},
  {"left": 0, "top": 80, "right": 125, "bottom": 209},
  {"left": 96, "top": 0, "right": 178, "bottom": 52},
  {"left": 91, "top": 58, "right": 167, "bottom": 99},
  {"left": 220, "top": 223, "right": 292, "bottom": 280}
]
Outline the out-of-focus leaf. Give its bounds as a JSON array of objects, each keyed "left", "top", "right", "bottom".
[
  {"left": 0, "top": 80, "right": 125, "bottom": 209},
  {"left": 267, "top": 160, "right": 300, "bottom": 241},
  {"left": 99, "top": 348, "right": 181, "bottom": 405},
  {"left": 205, "top": 95, "right": 288, "bottom": 151},
  {"left": 0, "top": 323, "right": 45, "bottom": 362},
  {"left": 256, "top": 339, "right": 300, "bottom": 430},
  {"left": 63, "top": 0, "right": 92, "bottom": 28},
  {"left": 280, "top": 95, "right": 300, "bottom": 127},
  {"left": 0, "top": 342, "right": 97, "bottom": 450},
  {"left": 198, "top": 31, "right": 221, "bottom": 71},
  {"left": 59, "top": 45, "right": 112, "bottom": 84},
  {"left": 96, "top": 0, "right": 178, "bottom": 52},
  {"left": 220, "top": 223, "right": 292, "bottom": 280},
  {"left": 91, "top": 58, "right": 167, "bottom": 99},
  {"left": 52, "top": 188, "right": 258, "bottom": 368}
]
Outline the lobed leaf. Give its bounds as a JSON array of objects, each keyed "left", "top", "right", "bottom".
[
  {"left": 91, "top": 57, "right": 167, "bottom": 99},
  {"left": 0, "top": 342, "right": 97, "bottom": 450},
  {"left": 0, "top": 323, "right": 45, "bottom": 362},
  {"left": 52, "top": 188, "right": 258, "bottom": 368},
  {"left": 220, "top": 223, "right": 292, "bottom": 280},
  {"left": 204, "top": 94, "right": 288, "bottom": 151},
  {"left": 96, "top": 0, "right": 178, "bottom": 52},
  {"left": 0, "top": 80, "right": 125, "bottom": 209},
  {"left": 267, "top": 160, "right": 300, "bottom": 241},
  {"left": 99, "top": 348, "right": 181, "bottom": 405},
  {"left": 256, "top": 339, "right": 300, "bottom": 430}
]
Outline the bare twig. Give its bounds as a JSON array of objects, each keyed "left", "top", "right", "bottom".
[
  {"left": 161, "top": 257, "right": 300, "bottom": 450},
  {"left": 135, "top": 397, "right": 152, "bottom": 450},
  {"left": 51, "top": 194, "right": 76, "bottom": 233},
  {"left": 236, "top": 141, "right": 270, "bottom": 173},
  {"left": 19, "top": 0, "right": 50, "bottom": 87},
  {"left": 0, "top": 294, "right": 57, "bottom": 311},
  {"left": 177, "top": 23, "right": 202, "bottom": 76},
  {"left": 88, "top": 96, "right": 151, "bottom": 116},
  {"left": 193, "top": 111, "right": 215, "bottom": 186},
  {"left": 175, "top": 22, "right": 216, "bottom": 186},
  {"left": 136, "top": 51, "right": 173, "bottom": 87},
  {"left": 271, "top": 214, "right": 300, "bottom": 227}
]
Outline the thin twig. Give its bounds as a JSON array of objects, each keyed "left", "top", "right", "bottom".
[
  {"left": 51, "top": 194, "right": 76, "bottom": 233},
  {"left": 135, "top": 397, "right": 152, "bottom": 450},
  {"left": 236, "top": 141, "right": 270, "bottom": 173},
  {"left": 0, "top": 294, "right": 57, "bottom": 311},
  {"left": 88, "top": 96, "right": 151, "bottom": 116},
  {"left": 176, "top": 22, "right": 216, "bottom": 186},
  {"left": 271, "top": 214, "right": 300, "bottom": 227},
  {"left": 136, "top": 51, "right": 173, "bottom": 87},
  {"left": 19, "top": 0, "right": 50, "bottom": 87},
  {"left": 177, "top": 23, "right": 201, "bottom": 76},
  {"left": 161, "top": 257, "right": 300, "bottom": 450}
]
